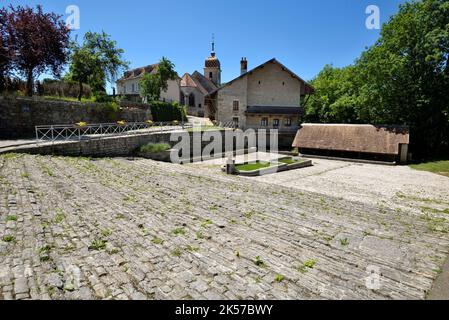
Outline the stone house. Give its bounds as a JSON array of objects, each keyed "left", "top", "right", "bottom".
[
  {"left": 206, "top": 58, "right": 314, "bottom": 131},
  {"left": 116, "top": 63, "right": 181, "bottom": 103}
]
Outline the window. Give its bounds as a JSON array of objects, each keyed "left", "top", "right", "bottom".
[
  {"left": 124, "top": 85, "right": 126, "bottom": 94},
  {"left": 285, "top": 118, "right": 292, "bottom": 127},
  {"left": 261, "top": 118, "right": 268, "bottom": 126},
  {"left": 132, "top": 84, "right": 135, "bottom": 92},
  {"left": 198, "top": 104, "right": 202, "bottom": 108},
  {"left": 232, "top": 117, "right": 239, "bottom": 127},
  {"left": 273, "top": 119, "right": 280, "bottom": 127},
  {"left": 258, "top": 81, "right": 261, "bottom": 85},
  {"left": 209, "top": 72, "right": 213, "bottom": 79},
  {"left": 233, "top": 100, "right": 239, "bottom": 111},
  {"left": 180, "top": 93, "right": 185, "bottom": 105},
  {"left": 188, "top": 93, "right": 195, "bottom": 107}
]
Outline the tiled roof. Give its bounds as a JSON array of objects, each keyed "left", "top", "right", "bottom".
[
  {"left": 180, "top": 73, "right": 198, "bottom": 88},
  {"left": 205, "top": 54, "right": 221, "bottom": 68},
  {"left": 118, "top": 64, "right": 159, "bottom": 81},
  {"left": 246, "top": 106, "right": 304, "bottom": 115},
  {"left": 191, "top": 71, "right": 217, "bottom": 94},
  {"left": 292, "top": 124, "right": 410, "bottom": 155},
  {"left": 207, "top": 58, "right": 314, "bottom": 96},
  {"left": 181, "top": 71, "right": 218, "bottom": 95}
]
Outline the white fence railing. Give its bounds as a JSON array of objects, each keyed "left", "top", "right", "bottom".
[{"left": 35, "top": 121, "right": 192, "bottom": 144}]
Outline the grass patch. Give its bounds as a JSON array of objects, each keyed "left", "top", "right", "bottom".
[
  {"left": 101, "top": 229, "right": 112, "bottom": 237},
  {"left": 2, "top": 235, "right": 15, "bottom": 243},
  {"left": 254, "top": 256, "right": 267, "bottom": 268},
  {"left": 172, "top": 248, "right": 182, "bottom": 257},
  {"left": 139, "top": 143, "right": 171, "bottom": 153},
  {"left": 54, "top": 211, "right": 65, "bottom": 224},
  {"left": 236, "top": 161, "right": 271, "bottom": 172},
  {"left": 185, "top": 245, "right": 199, "bottom": 253},
  {"left": 43, "top": 95, "right": 95, "bottom": 103},
  {"left": 274, "top": 274, "right": 285, "bottom": 282},
  {"left": 297, "top": 259, "right": 317, "bottom": 274},
  {"left": 409, "top": 160, "right": 449, "bottom": 178},
  {"left": 278, "top": 158, "right": 305, "bottom": 165},
  {"left": 172, "top": 228, "right": 186, "bottom": 236},
  {"left": 195, "top": 231, "right": 204, "bottom": 240},
  {"left": 6, "top": 215, "right": 17, "bottom": 222},
  {"left": 152, "top": 237, "right": 164, "bottom": 245},
  {"left": 201, "top": 219, "right": 213, "bottom": 228},
  {"left": 89, "top": 239, "right": 107, "bottom": 251}
]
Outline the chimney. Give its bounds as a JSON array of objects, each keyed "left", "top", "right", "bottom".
[{"left": 240, "top": 57, "right": 248, "bottom": 75}]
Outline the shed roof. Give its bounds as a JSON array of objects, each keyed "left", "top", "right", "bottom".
[{"left": 292, "top": 124, "right": 410, "bottom": 155}]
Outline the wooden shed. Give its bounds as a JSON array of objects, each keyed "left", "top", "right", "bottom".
[{"left": 292, "top": 124, "right": 410, "bottom": 164}]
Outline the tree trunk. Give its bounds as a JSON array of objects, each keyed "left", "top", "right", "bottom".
[
  {"left": 78, "top": 81, "right": 83, "bottom": 101},
  {"left": 26, "top": 70, "right": 33, "bottom": 97}
]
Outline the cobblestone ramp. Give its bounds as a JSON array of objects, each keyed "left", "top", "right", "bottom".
[{"left": 1, "top": 154, "right": 449, "bottom": 300}]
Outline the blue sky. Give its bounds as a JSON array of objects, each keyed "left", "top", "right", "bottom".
[{"left": 6, "top": 0, "right": 407, "bottom": 90}]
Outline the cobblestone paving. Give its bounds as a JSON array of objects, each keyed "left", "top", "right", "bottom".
[{"left": 1, "top": 154, "right": 449, "bottom": 300}]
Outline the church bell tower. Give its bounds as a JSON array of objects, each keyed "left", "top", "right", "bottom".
[{"left": 204, "top": 35, "right": 221, "bottom": 86}]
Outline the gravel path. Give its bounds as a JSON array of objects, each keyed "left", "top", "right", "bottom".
[{"left": 1, "top": 154, "right": 449, "bottom": 300}]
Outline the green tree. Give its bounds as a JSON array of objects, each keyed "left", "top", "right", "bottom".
[
  {"left": 67, "top": 31, "right": 128, "bottom": 101},
  {"left": 356, "top": 0, "right": 449, "bottom": 157},
  {"left": 306, "top": 0, "right": 449, "bottom": 158},
  {"left": 67, "top": 44, "right": 102, "bottom": 100},
  {"left": 305, "top": 65, "right": 360, "bottom": 123},
  {"left": 140, "top": 57, "right": 177, "bottom": 102}
]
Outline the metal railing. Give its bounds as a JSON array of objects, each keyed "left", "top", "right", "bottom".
[{"left": 35, "top": 121, "right": 192, "bottom": 144}]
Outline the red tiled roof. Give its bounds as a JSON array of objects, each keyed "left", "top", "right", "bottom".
[{"left": 180, "top": 73, "right": 198, "bottom": 88}]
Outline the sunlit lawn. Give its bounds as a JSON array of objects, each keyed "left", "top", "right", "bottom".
[{"left": 409, "top": 160, "right": 449, "bottom": 178}]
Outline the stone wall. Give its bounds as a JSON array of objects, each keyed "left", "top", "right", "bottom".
[
  {"left": 2, "top": 129, "right": 297, "bottom": 158},
  {"left": 216, "top": 75, "right": 248, "bottom": 128},
  {"left": 0, "top": 96, "right": 152, "bottom": 139}
]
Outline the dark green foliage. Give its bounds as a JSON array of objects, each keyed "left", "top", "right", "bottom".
[
  {"left": 305, "top": 0, "right": 449, "bottom": 159},
  {"left": 67, "top": 31, "right": 128, "bottom": 101},
  {"left": 140, "top": 57, "right": 177, "bottom": 101},
  {"left": 139, "top": 143, "right": 171, "bottom": 153},
  {"left": 150, "top": 101, "right": 186, "bottom": 122}
]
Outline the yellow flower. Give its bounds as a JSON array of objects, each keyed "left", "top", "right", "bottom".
[
  {"left": 117, "top": 120, "right": 126, "bottom": 126},
  {"left": 75, "top": 122, "right": 87, "bottom": 127},
  {"left": 146, "top": 120, "right": 154, "bottom": 126},
  {"left": 172, "top": 120, "right": 179, "bottom": 125}
]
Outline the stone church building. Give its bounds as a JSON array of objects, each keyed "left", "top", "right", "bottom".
[{"left": 180, "top": 44, "right": 220, "bottom": 118}]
